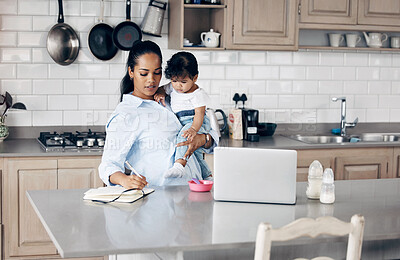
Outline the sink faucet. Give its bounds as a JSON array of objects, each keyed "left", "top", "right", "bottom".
[{"left": 331, "top": 97, "right": 358, "bottom": 136}]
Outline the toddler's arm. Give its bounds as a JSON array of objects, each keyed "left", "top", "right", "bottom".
[
  {"left": 154, "top": 86, "right": 167, "bottom": 106},
  {"left": 182, "top": 106, "right": 205, "bottom": 141}
]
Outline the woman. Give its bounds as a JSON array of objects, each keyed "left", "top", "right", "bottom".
[{"left": 98, "top": 41, "right": 218, "bottom": 189}]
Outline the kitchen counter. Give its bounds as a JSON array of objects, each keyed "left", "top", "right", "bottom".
[
  {"left": 1, "top": 135, "right": 400, "bottom": 157},
  {"left": 27, "top": 179, "right": 400, "bottom": 259}
]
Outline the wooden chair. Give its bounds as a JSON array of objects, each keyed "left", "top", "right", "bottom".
[{"left": 254, "top": 214, "right": 365, "bottom": 260}]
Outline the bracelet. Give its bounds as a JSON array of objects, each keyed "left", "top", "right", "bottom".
[
  {"left": 203, "top": 134, "right": 210, "bottom": 148},
  {"left": 190, "top": 126, "right": 198, "bottom": 132}
]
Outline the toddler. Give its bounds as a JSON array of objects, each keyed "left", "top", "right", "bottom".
[{"left": 155, "top": 51, "right": 212, "bottom": 179}]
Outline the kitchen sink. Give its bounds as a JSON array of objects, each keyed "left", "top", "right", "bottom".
[{"left": 286, "top": 133, "right": 400, "bottom": 144}]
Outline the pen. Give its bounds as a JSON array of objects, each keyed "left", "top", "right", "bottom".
[{"left": 125, "top": 161, "right": 143, "bottom": 179}]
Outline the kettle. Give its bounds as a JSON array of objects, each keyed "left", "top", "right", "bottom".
[
  {"left": 363, "top": 32, "right": 388, "bottom": 48},
  {"left": 206, "top": 108, "right": 227, "bottom": 137},
  {"left": 141, "top": 0, "right": 167, "bottom": 37},
  {"left": 201, "top": 29, "right": 221, "bottom": 48}
]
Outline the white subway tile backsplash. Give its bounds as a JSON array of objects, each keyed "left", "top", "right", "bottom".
[
  {"left": 6, "top": 111, "right": 32, "bottom": 126},
  {"left": 293, "top": 51, "right": 318, "bottom": 65},
  {"left": 33, "top": 16, "right": 56, "bottom": 31},
  {"left": 267, "top": 80, "right": 292, "bottom": 94},
  {"left": 380, "top": 68, "right": 400, "bottom": 80},
  {"left": 368, "top": 81, "right": 391, "bottom": 94},
  {"left": 356, "top": 67, "right": 380, "bottom": 80},
  {"left": 32, "top": 48, "right": 54, "bottom": 63},
  {"left": 209, "top": 80, "right": 238, "bottom": 95},
  {"left": 393, "top": 54, "right": 400, "bottom": 67},
  {"left": 0, "top": 0, "right": 17, "bottom": 15},
  {"left": 379, "top": 95, "right": 400, "bottom": 108},
  {"left": 219, "top": 88, "right": 231, "bottom": 105},
  {"left": 17, "top": 64, "right": 47, "bottom": 79},
  {"left": 80, "top": 1, "right": 108, "bottom": 17},
  {"left": 111, "top": 2, "right": 141, "bottom": 18},
  {"left": 108, "top": 95, "right": 119, "bottom": 110},
  {"left": 392, "top": 82, "right": 400, "bottom": 94},
  {"left": 18, "top": 32, "right": 47, "bottom": 47},
  {"left": 64, "top": 80, "right": 94, "bottom": 94},
  {"left": 347, "top": 109, "right": 366, "bottom": 122},
  {"left": 93, "top": 110, "right": 113, "bottom": 126},
  {"left": 330, "top": 94, "right": 354, "bottom": 109},
  {"left": 318, "top": 81, "right": 343, "bottom": 94},
  {"left": 226, "top": 66, "right": 252, "bottom": 80},
  {"left": 292, "top": 81, "right": 318, "bottom": 94},
  {"left": 344, "top": 53, "right": 368, "bottom": 66},
  {"left": 49, "top": 64, "right": 79, "bottom": 79},
  {"left": 16, "top": 95, "right": 47, "bottom": 110},
  {"left": 267, "top": 51, "right": 292, "bottom": 65},
  {"left": 212, "top": 52, "right": 238, "bottom": 64},
  {"left": 319, "top": 52, "right": 344, "bottom": 66},
  {"left": 239, "top": 52, "right": 266, "bottom": 65},
  {"left": 197, "top": 80, "right": 211, "bottom": 94},
  {"left": 240, "top": 80, "right": 266, "bottom": 95},
  {"left": 390, "top": 109, "right": 400, "bottom": 122},
  {"left": 355, "top": 95, "right": 378, "bottom": 108},
  {"left": 263, "top": 109, "right": 290, "bottom": 123},
  {"left": 79, "top": 95, "right": 109, "bottom": 110},
  {"left": 109, "top": 64, "right": 125, "bottom": 79},
  {"left": 33, "top": 111, "right": 63, "bottom": 126},
  {"left": 366, "top": 109, "right": 390, "bottom": 122},
  {"left": 332, "top": 67, "right": 356, "bottom": 80},
  {"left": 50, "top": 0, "right": 80, "bottom": 16},
  {"left": 291, "top": 109, "right": 317, "bottom": 123},
  {"left": 317, "top": 109, "right": 340, "bottom": 123},
  {"left": 198, "top": 65, "right": 225, "bottom": 80},
  {"left": 1, "top": 80, "right": 32, "bottom": 94},
  {"left": 0, "top": 64, "right": 17, "bottom": 79},
  {"left": 1, "top": 48, "right": 31, "bottom": 63},
  {"left": 64, "top": 111, "right": 94, "bottom": 126},
  {"left": 68, "top": 17, "right": 96, "bottom": 32},
  {"left": 304, "top": 95, "right": 330, "bottom": 109},
  {"left": 343, "top": 81, "right": 368, "bottom": 94},
  {"left": 279, "top": 95, "right": 304, "bottom": 108},
  {"left": 33, "top": 79, "right": 63, "bottom": 94},
  {"left": 18, "top": 0, "right": 49, "bottom": 15},
  {"left": 252, "top": 95, "right": 278, "bottom": 109},
  {"left": 306, "top": 67, "right": 331, "bottom": 80},
  {"left": 76, "top": 48, "right": 94, "bottom": 63},
  {"left": 280, "top": 66, "right": 306, "bottom": 80},
  {"left": 48, "top": 95, "right": 78, "bottom": 110},
  {"left": 94, "top": 80, "right": 120, "bottom": 95},
  {"left": 0, "top": 32, "right": 17, "bottom": 46},
  {"left": 253, "top": 66, "right": 279, "bottom": 79},
  {"left": 369, "top": 53, "right": 392, "bottom": 67},
  {"left": 1, "top": 16, "right": 32, "bottom": 31},
  {"left": 190, "top": 51, "right": 211, "bottom": 64}
]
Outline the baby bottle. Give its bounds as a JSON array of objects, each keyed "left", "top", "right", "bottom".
[
  {"left": 306, "top": 160, "right": 323, "bottom": 199},
  {"left": 320, "top": 168, "right": 335, "bottom": 204}
]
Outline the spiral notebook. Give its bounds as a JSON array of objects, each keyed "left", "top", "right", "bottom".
[{"left": 83, "top": 186, "right": 154, "bottom": 203}]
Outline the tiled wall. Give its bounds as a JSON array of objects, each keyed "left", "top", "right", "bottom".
[{"left": 1, "top": 0, "right": 400, "bottom": 127}]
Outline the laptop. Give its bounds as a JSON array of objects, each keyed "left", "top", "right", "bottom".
[{"left": 213, "top": 147, "right": 297, "bottom": 204}]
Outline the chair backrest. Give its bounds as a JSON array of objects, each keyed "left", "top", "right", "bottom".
[{"left": 254, "top": 214, "right": 365, "bottom": 260}]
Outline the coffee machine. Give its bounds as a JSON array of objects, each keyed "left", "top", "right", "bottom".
[{"left": 242, "top": 108, "right": 260, "bottom": 142}]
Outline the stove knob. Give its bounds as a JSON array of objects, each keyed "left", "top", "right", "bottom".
[
  {"left": 86, "top": 138, "right": 95, "bottom": 147},
  {"left": 97, "top": 138, "right": 105, "bottom": 147},
  {"left": 76, "top": 140, "right": 83, "bottom": 147}
]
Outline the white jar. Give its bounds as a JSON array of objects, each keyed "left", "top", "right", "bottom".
[
  {"left": 320, "top": 168, "right": 335, "bottom": 204},
  {"left": 306, "top": 160, "right": 323, "bottom": 199}
]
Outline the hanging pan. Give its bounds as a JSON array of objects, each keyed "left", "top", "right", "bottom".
[
  {"left": 47, "top": 0, "right": 80, "bottom": 66},
  {"left": 88, "top": 0, "right": 118, "bottom": 60},
  {"left": 112, "top": 0, "right": 142, "bottom": 51}
]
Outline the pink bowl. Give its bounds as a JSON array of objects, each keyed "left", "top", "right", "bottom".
[{"left": 188, "top": 180, "right": 213, "bottom": 192}]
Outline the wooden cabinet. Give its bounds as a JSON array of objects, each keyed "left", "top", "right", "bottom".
[
  {"left": 297, "top": 147, "right": 394, "bottom": 181},
  {"left": 3, "top": 157, "right": 104, "bottom": 260},
  {"left": 299, "top": 0, "right": 400, "bottom": 28},
  {"left": 226, "top": 0, "right": 298, "bottom": 50},
  {"left": 168, "top": 0, "right": 226, "bottom": 50},
  {"left": 393, "top": 148, "right": 400, "bottom": 178}
]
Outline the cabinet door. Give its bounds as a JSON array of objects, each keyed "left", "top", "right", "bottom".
[
  {"left": 296, "top": 150, "right": 334, "bottom": 182},
  {"left": 226, "top": 0, "right": 298, "bottom": 49},
  {"left": 393, "top": 148, "right": 400, "bottom": 178},
  {"left": 358, "top": 0, "right": 400, "bottom": 26},
  {"left": 58, "top": 157, "right": 104, "bottom": 189},
  {"left": 336, "top": 155, "right": 390, "bottom": 180},
  {"left": 5, "top": 159, "right": 58, "bottom": 257},
  {"left": 299, "top": 0, "right": 357, "bottom": 24}
]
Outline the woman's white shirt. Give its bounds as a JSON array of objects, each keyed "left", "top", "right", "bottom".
[{"left": 98, "top": 94, "right": 218, "bottom": 187}]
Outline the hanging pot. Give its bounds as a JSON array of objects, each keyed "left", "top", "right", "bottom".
[
  {"left": 112, "top": 0, "right": 142, "bottom": 51},
  {"left": 47, "top": 0, "right": 80, "bottom": 65},
  {"left": 88, "top": 0, "right": 118, "bottom": 60},
  {"left": 140, "top": 0, "right": 167, "bottom": 37}
]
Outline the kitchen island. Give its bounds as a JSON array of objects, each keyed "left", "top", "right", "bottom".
[{"left": 27, "top": 179, "right": 400, "bottom": 259}]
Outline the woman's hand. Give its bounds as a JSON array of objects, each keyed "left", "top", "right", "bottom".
[
  {"left": 154, "top": 93, "right": 166, "bottom": 106},
  {"left": 176, "top": 133, "right": 209, "bottom": 159},
  {"left": 110, "top": 172, "right": 148, "bottom": 190},
  {"left": 182, "top": 127, "right": 197, "bottom": 142}
]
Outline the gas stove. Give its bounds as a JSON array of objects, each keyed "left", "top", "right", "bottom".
[{"left": 38, "top": 130, "right": 106, "bottom": 152}]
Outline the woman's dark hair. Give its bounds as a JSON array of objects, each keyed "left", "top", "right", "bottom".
[
  {"left": 120, "top": 40, "right": 163, "bottom": 101},
  {"left": 165, "top": 51, "right": 198, "bottom": 80}
]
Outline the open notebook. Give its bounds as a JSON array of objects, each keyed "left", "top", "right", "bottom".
[{"left": 83, "top": 186, "right": 154, "bottom": 203}]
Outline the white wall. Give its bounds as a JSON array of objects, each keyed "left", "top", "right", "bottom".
[{"left": 1, "top": 0, "right": 400, "bottom": 127}]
